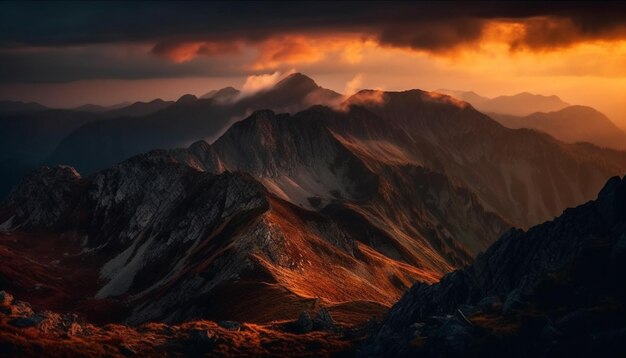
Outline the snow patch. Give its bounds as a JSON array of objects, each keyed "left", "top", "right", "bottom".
[
  {"left": 96, "top": 237, "right": 153, "bottom": 298},
  {"left": 0, "top": 215, "right": 14, "bottom": 231}
]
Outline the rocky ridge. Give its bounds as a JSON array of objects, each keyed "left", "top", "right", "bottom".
[{"left": 362, "top": 175, "right": 626, "bottom": 357}]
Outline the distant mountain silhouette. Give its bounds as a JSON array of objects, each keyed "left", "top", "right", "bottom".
[
  {"left": 45, "top": 73, "right": 342, "bottom": 175},
  {"left": 0, "top": 100, "right": 48, "bottom": 113},
  {"left": 201, "top": 86, "right": 240, "bottom": 102},
  {"left": 491, "top": 105, "right": 626, "bottom": 150},
  {"left": 437, "top": 89, "right": 569, "bottom": 116},
  {"left": 0, "top": 110, "right": 100, "bottom": 198}
]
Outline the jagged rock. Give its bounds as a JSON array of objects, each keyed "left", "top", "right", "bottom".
[
  {"left": 362, "top": 175, "right": 626, "bottom": 357},
  {"left": 313, "top": 308, "right": 336, "bottom": 331},
  {"left": 3, "top": 166, "right": 80, "bottom": 228},
  {"left": 293, "top": 311, "right": 313, "bottom": 333}
]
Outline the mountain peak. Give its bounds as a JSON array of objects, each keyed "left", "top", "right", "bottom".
[
  {"left": 176, "top": 94, "right": 198, "bottom": 104},
  {"left": 274, "top": 72, "right": 318, "bottom": 90}
]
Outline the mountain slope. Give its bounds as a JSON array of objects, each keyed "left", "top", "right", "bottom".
[
  {"left": 362, "top": 175, "right": 626, "bottom": 357},
  {"left": 1, "top": 121, "right": 506, "bottom": 326},
  {"left": 350, "top": 89, "right": 626, "bottom": 227},
  {"left": 491, "top": 105, "right": 626, "bottom": 150}
]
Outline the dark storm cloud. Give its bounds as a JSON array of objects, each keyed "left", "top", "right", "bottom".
[{"left": 1, "top": 1, "right": 625, "bottom": 83}]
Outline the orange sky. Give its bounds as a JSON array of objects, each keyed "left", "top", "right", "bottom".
[{"left": 1, "top": 19, "right": 625, "bottom": 129}]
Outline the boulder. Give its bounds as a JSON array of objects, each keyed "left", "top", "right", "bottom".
[
  {"left": 218, "top": 321, "right": 241, "bottom": 331},
  {"left": 313, "top": 308, "right": 336, "bottom": 331}
]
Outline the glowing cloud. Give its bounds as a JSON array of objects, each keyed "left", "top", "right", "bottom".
[
  {"left": 238, "top": 70, "right": 295, "bottom": 98},
  {"left": 151, "top": 40, "right": 241, "bottom": 63},
  {"left": 343, "top": 74, "right": 364, "bottom": 97}
]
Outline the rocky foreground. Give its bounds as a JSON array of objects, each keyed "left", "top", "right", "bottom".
[
  {"left": 0, "top": 289, "right": 363, "bottom": 357},
  {"left": 2, "top": 176, "right": 626, "bottom": 357}
]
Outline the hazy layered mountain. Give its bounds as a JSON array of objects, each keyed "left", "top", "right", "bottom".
[
  {"left": 99, "top": 99, "right": 174, "bottom": 118},
  {"left": 201, "top": 86, "right": 240, "bottom": 102},
  {"left": 363, "top": 175, "right": 626, "bottom": 357},
  {"left": 46, "top": 73, "right": 343, "bottom": 175},
  {"left": 0, "top": 110, "right": 101, "bottom": 198},
  {"left": 437, "top": 89, "right": 569, "bottom": 116},
  {"left": 0, "top": 100, "right": 48, "bottom": 113},
  {"left": 491, "top": 105, "right": 626, "bottom": 150},
  {"left": 342, "top": 89, "right": 626, "bottom": 228},
  {"left": 72, "top": 103, "right": 126, "bottom": 112},
  {"left": 37, "top": 75, "right": 626, "bottom": 229},
  {"left": 0, "top": 99, "right": 174, "bottom": 198}
]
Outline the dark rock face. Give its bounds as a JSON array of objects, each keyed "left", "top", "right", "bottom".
[
  {"left": 362, "top": 175, "right": 626, "bottom": 357},
  {"left": 9, "top": 314, "right": 44, "bottom": 328},
  {"left": 292, "top": 312, "right": 314, "bottom": 333},
  {"left": 2, "top": 166, "right": 81, "bottom": 228},
  {"left": 313, "top": 308, "right": 336, "bottom": 331}
]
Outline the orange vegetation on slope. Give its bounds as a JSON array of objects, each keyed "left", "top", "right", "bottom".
[
  {"left": 256, "top": 197, "right": 440, "bottom": 307},
  {"left": 0, "top": 232, "right": 126, "bottom": 323},
  {"left": 0, "top": 292, "right": 356, "bottom": 357}
]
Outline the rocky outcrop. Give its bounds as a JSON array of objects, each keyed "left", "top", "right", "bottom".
[
  {"left": 362, "top": 175, "right": 626, "bottom": 357},
  {"left": 2, "top": 166, "right": 81, "bottom": 229},
  {"left": 0, "top": 291, "right": 355, "bottom": 357}
]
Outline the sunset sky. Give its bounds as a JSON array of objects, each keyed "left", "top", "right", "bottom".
[{"left": 1, "top": 1, "right": 625, "bottom": 128}]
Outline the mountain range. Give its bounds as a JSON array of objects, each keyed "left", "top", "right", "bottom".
[
  {"left": 436, "top": 89, "right": 570, "bottom": 116},
  {"left": 437, "top": 89, "right": 626, "bottom": 151},
  {"left": 491, "top": 106, "right": 626, "bottom": 150},
  {"left": 1, "top": 73, "right": 626, "bottom": 356}
]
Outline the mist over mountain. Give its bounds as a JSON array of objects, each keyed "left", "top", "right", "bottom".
[{"left": 0, "top": 100, "right": 48, "bottom": 113}]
